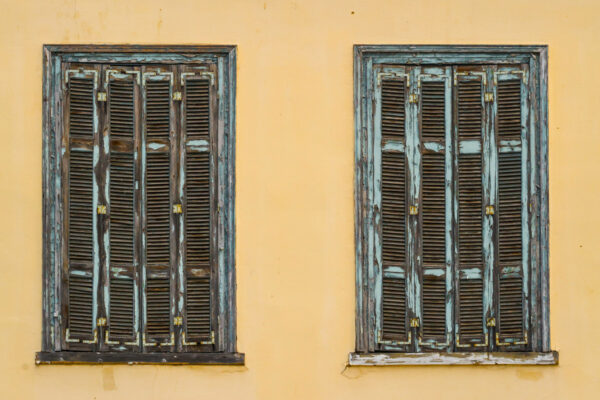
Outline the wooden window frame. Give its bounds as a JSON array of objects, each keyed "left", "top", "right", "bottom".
[
  {"left": 37, "top": 45, "right": 242, "bottom": 365},
  {"left": 352, "top": 45, "right": 557, "bottom": 365}
]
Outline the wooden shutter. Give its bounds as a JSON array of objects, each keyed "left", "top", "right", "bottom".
[
  {"left": 180, "top": 67, "right": 216, "bottom": 347},
  {"left": 494, "top": 67, "right": 530, "bottom": 349},
  {"left": 63, "top": 66, "right": 100, "bottom": 350},
  {"left": 106, "top": 68, "right": 141, "bottom": 348},
  {"left": 454, "top": 68, "right": 487, "bottom": 349},
  {"left": 142, "top": 67, "right": 175, "bottom": 347},
  {"left": 376, "top": 69, "right": 410, "bottom": 349},
  {"left": 416, "top": 67, "right": 452, "bottom": 350}
]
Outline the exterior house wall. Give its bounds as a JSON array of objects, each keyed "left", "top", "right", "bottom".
[{"left": 0, "top": 0, "right": 599, "bottom": 398}]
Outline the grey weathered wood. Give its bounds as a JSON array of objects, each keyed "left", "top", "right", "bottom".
[
  {"left": 36, "top": 351, "right": 244, "bottom": 365},
  {"left": 348, "top": 351, "right": 557, "bottom": 366}
]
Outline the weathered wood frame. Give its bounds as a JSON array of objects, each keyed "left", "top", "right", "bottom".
[
  {"left": 38, "top": 45, "right": 241, "bottom": 365},
  {"left": 352, "top": 45, "right": 555, "bottom": 365}
]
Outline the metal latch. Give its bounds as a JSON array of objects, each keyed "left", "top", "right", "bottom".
[
  {"left": 410, "top": 318, "right": 420, "bottom": 328},
  {"left": 97, "top": 205, "right": 107, "bottom": 214},
  {"left": 97, "top": 92, "right": 107, "bottom": 102},
  {"left": 173, "top": 204, "right": 183, "bottom": 214},
  {"left": 487, "top": 317, "right": 496, "bottom": 327},
  {"left": 484, "top": 92, "right": 494, "bottom": 102},
  {"left": 97, "top": 317, "right": 107, "bottom": 327},
  {"left": 173, "top": 91, "right": 182, "bottom": 101},
  {"left": 174, "top": 316, "right": 183, "bottom": 326},
  {"left": 485, "top": 205, "right": 495, "bottom": 215},
  {"left": 409, "top": 93, "right": 419, "bottom": 103},
  {"left": 410, "top": 205, "right": 419, "bottom": 215}
]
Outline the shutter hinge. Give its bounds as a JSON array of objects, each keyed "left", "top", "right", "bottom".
[
  {"left": 409, "top": 205, "right": 419, "bottom": 215},
  {"left": 97, "top": 92, "right": 107, "bottom": 102},
  {"left": 174, "top": 316, "right": 183, "bottom": 326},
  {"left": 173, "top": 91, "right": 182, "bottom": 101},
  {"left": 200, "top": 331, "right": 215, "bottom": 345},
  {"left": 485, "top": 205, "right": 495, "bottom": 215},
  {"left": 182, "top": 332, "right": 198, "bottom": 346},
  {"left": 97, "top": 205, "right": 107, "bottom": 215},
  {"left": 409, "top": 93, "right": 419, "bottom": 103},
  {"left": 486, "top": 317, "right": 496, "bottom": 327},
  {"left": 484, "top": 92, "right": 494, "bottom": 102},
  {"left": 173, "top": 204, "right": 183, "bottom": 214},
  {"left": 410, "top": 317, "right": 420, "bottom": 328}
]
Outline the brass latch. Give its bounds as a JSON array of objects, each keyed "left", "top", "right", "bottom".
[
  {"left": 486, "top": 317, "right": 496, "bottom": 327},
  {"left": 485, "top": 205, "right": 495, "bottom": 215},
  {"left": 173, "top": 91, "right": 182, "bottom": 101},
  {"left": 409, "top": 205, "right": 419, "bottom": 215},
  {"left": 97, "top": 92, "right": 107, "bottom": 102},
  {"left": 173, "top": 204, "right": 182, "bottom": 214},
  {"left": 410, "top": 317, "right": 420, "bottom": 328},
  {"left": 97, "top": 317, "right": 107, "bottom": 326},
  {"left": 97, "top": 205, "right": 107, "bottom": 214},
  {"left": 484, "top": 92, "right": 494, "bottom": 102},
  {"left": 174, "top": 316, "right": 183, "bottom": 326},
  {"left": 409, "top": 93, "right": 419, "bottom": 103}
]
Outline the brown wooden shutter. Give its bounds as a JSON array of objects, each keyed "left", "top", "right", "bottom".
[
  {"left": 63, "top": 66, "right": 100, "bottom": 349},
  {"left": 143, "top": 68, "right": 175, "bottom": 346},
  {"left": 495, "top": 69, "right": 529, "bottom": 349},
  {"left": 455, "top": 70, "right": 486, "bottom": 348},
  {"left": 181, "top": 67, "right": 216, "bottom": 347},
  {"left": 106, "top": 68, "right": 141, "bottom": 347},
  {"left": 379, "top": 75, "right": 409, "bottom": 346},
  {"left": 417, "top": 69, "right": 451, "bottom": 349}
]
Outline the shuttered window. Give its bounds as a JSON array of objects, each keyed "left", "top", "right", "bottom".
[
  {"left": 355, "top": 47, "right": 552, "bottom": 361},
  {"left": 40, "top": 46, "right": 240, "bottom": 364}
]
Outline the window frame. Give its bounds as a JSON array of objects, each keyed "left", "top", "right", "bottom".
[
  {"left": 37, "top": 45, "right": 242, "bottom": 365},
  {"left": 352, "top": 45, "right": 556, "bottom": 365}
]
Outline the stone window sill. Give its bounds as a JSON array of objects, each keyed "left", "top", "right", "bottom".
[
  {"left": 349, "top": 351, "right": 558, "bottom": 366},
  {"left": 36, "top": 351, "right": 244, "bottom": 365}
]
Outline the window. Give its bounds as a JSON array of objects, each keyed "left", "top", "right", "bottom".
[
  {"left": 352, "top": 46, "right": 556, "bottom": 365},
  {"left": 37, "top": 45, "right": 241, "bottom": 364}
]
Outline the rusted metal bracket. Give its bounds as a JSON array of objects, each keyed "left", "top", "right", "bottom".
[
  {"left": 456, "top": 333, "right": 488, "bottom": 348},
  {"left": 494, "top": 70, "right": 528, "bottom": 85},
  {"left": 496, "top": 330, "right": 528, "bottom": 346},
  {"left": 182, "top": 332, "right": 198, "bottom": 346},
  {"left": 200, "top": 331, "right": 215, "bottom": 345},
  {"left": 97, "top": 92, "right": 107, "bottom": 102},
  {"left": 377, "top": 330, "right": 412, "bottom": 346},
  {"left": 97, "top": 205, "right": 107, "bottom": 215},
  {"left": 159, "top": 332, "right": 175, "bottom": 347},
  {"left": 173, "top": 204, "right": 183, "bottom": 214},
  {"left": 377, "top": 71, "right": 410, "bottom": 87},
  {"left": 453, "top": 71, "right": 487, "bottom": 86}
]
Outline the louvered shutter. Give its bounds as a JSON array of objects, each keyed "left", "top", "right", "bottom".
[
  {"left": 180, "top": 66, "right": 217, "bottom": 347},
  {"left": 142, "top": 67, "right": 175, "bottom": 347},
  {"left": 105, "top": 68, "right": 141, "bottom": 348},
  {"left": 63, "top": 66, "right": 101, "bottom": 350},
  {"left": 454, "top": 68, "right": 489, "bottom": 349},
  {"left": 415, "top": 67, "right": 452, "bottom": 350},
  {"left": 375, "top": 68, "right": 410, "bottom": 349},
  {"left": 494, "top": 66, "right": 530, "bottom": 349}
]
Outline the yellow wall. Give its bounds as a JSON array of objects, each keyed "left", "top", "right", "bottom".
[{"left": 1, "top": 0, "right": 599, "bottom": 398}]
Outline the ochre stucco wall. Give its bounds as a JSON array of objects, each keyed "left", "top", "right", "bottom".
[{"left": 1, "top": 0, "right": 599, "bottom": 398}]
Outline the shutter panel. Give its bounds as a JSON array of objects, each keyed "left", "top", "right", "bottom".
[
  {"left": 417, "top": 68, "right": 452, "bottom": 349},
  {"left": 377, "top": 72, "right": 410, "bottom": 348},
  {"left": 455, "top": 71, "right": 487, "bottom": 348},
  {"left": 143, "top": 69, "right": 174, "bottom": 346},
  {"left": 106, "top": 69, "right": 140, "bottom": 347},
  {"left": 495, "top": 68, "right": 529, "bottom": 349},
  {"left": 181, "top": 69, "right": 215, "bottom": 346},
  {"left": 64, "top": 67, "right": 99, "bottom": 349}
]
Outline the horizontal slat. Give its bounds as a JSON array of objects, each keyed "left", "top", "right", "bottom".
[
  {"left": 382, "top": 277, "right": 406, "bottom": 339},
  {"left": 422, "top": 277, "right": 446, "bottom": 338},
  {"left": 458, "top": 154, "right": 483, "bottom": 268},
  {"left": 382, "top": 152, "right": 406, "bottom": 264},
  {"left": 421, "top": 81, "right": 445, "bottom": 141},
  {"left": 69, "top": 78, "right": 94, "bottom": 139},
  {"left": 422, "top": 153, "right": 445, "bottom": 265},
  {"left": 497, "top": 79, "right": 522, "bottom": 140},
  {"left": 186, "top": 153, "right": 210, "bottom": 266},
  {"left": 381, "top": 79, "right": 405, "bottom": 141},
  {"left": 459, "top": 279, "right": 484, "bottom": 337},
  {"left": 109, "top": 80, "right": 135, "bottom": 139},
  {"left": 145, "top": 80, "right": 171, "bottom": 139},
  {"left": 457, "top": 79, "right": 482, "bottom": 140},
  {"left": 185, "top": 79, "right": 210, "bottom": 140},
  {"left": 110, "top": 152, "right": 134, "bottom": 264},
  {"left": 146, "top": 278, "right": 170, "bottom": 336},
  {"left": 146, "top": 153, "right": 170, "bottom": 264},
  {"left": 68, "top": 275, "right": 93, "bottom": 338},
  {"left": 498, "top": 152, "right": 522, "bottom": 263},
  {"left": 109, "top": 278, "right": 135, "bottom": 337},
  {"left": 186, "top": 277, "right": 211, "bottom": 338},
  {"left": 499, "top": 276, "right": 524, "bottom": 337},
  {"left": 69, "top": 151, "right": 93, "bottom": 263}
]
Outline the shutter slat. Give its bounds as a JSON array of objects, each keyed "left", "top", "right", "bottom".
[
  {"left": 421, "top": 81, "right": 445, "bottom": 141},
  {"left": 185, "top": 80, "right": 210, "bottom": 140},
  {"left": 69, "top": 78, "right": 94, "bottom": 139},
  {"left": 499, "top": 276, "right": 524, "bottom": 337},
  {"left": 109, "top": 80, "right": 134, "bottom": 139},
  {"left": 146, "top": 278, "right": 170, "bottom": 336},
  {"left": 382, "top": 152, "right": 406, "bottom": 264},
  {"left": 69, "top": 151, "right": 93, "bottom": 263},
  {"left": 146, "top": 153, "right": 170, "bottom": 264},
  {"left": 422, "top": 153, "right": 445, "bottom": 265},
  {"left": 110, "top": 152, "right": 134, "bottom": 264},
  {"left": 422, "top": 276, "right": 446, "bottom": 338},
  {"left": 458, "top": 80, "right": 482, "bottom": 140},
  {"left": 68, "top": 275, "right": 93, "bottom": 337},
  {"left": 109, "top": 278, "right": 135, "bottom": 337},
  {"left": 499, "top": 153, "right": 522, "bottom": 263},
  {"left": 186, "top": 277, "right": 211, "bottom": 338},
  {"left": 497, "top": 79, "right": 522, "bottom": 140},
  {"left": 381, "top": 79, "right": 405, "bottom": 141},
  {"left": 382, "top": 277, "right": 406, "bottom": 339},
  {"left": 185, "top": 154, "right": 210, "bottom": 265},
  {"left": 459, "top": 278, "right": 484, "bottom": 337},
  {"left": 458, "top": 154, "right": 483, "bottom": 266},
  {"left": 146, "top": 81, "right": 170, "bottom": 139}
]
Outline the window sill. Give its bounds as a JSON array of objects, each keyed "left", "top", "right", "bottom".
[
  {"left": 349, "top": 351, "right": 558, "bottom": 366},
  {"left": 36, "top": 351, "right": 245, "bottom": 365}
]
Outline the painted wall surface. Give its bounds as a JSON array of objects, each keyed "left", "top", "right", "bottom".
[{"left": 0, "top": 0, "right": 599, "bottom": 398}]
